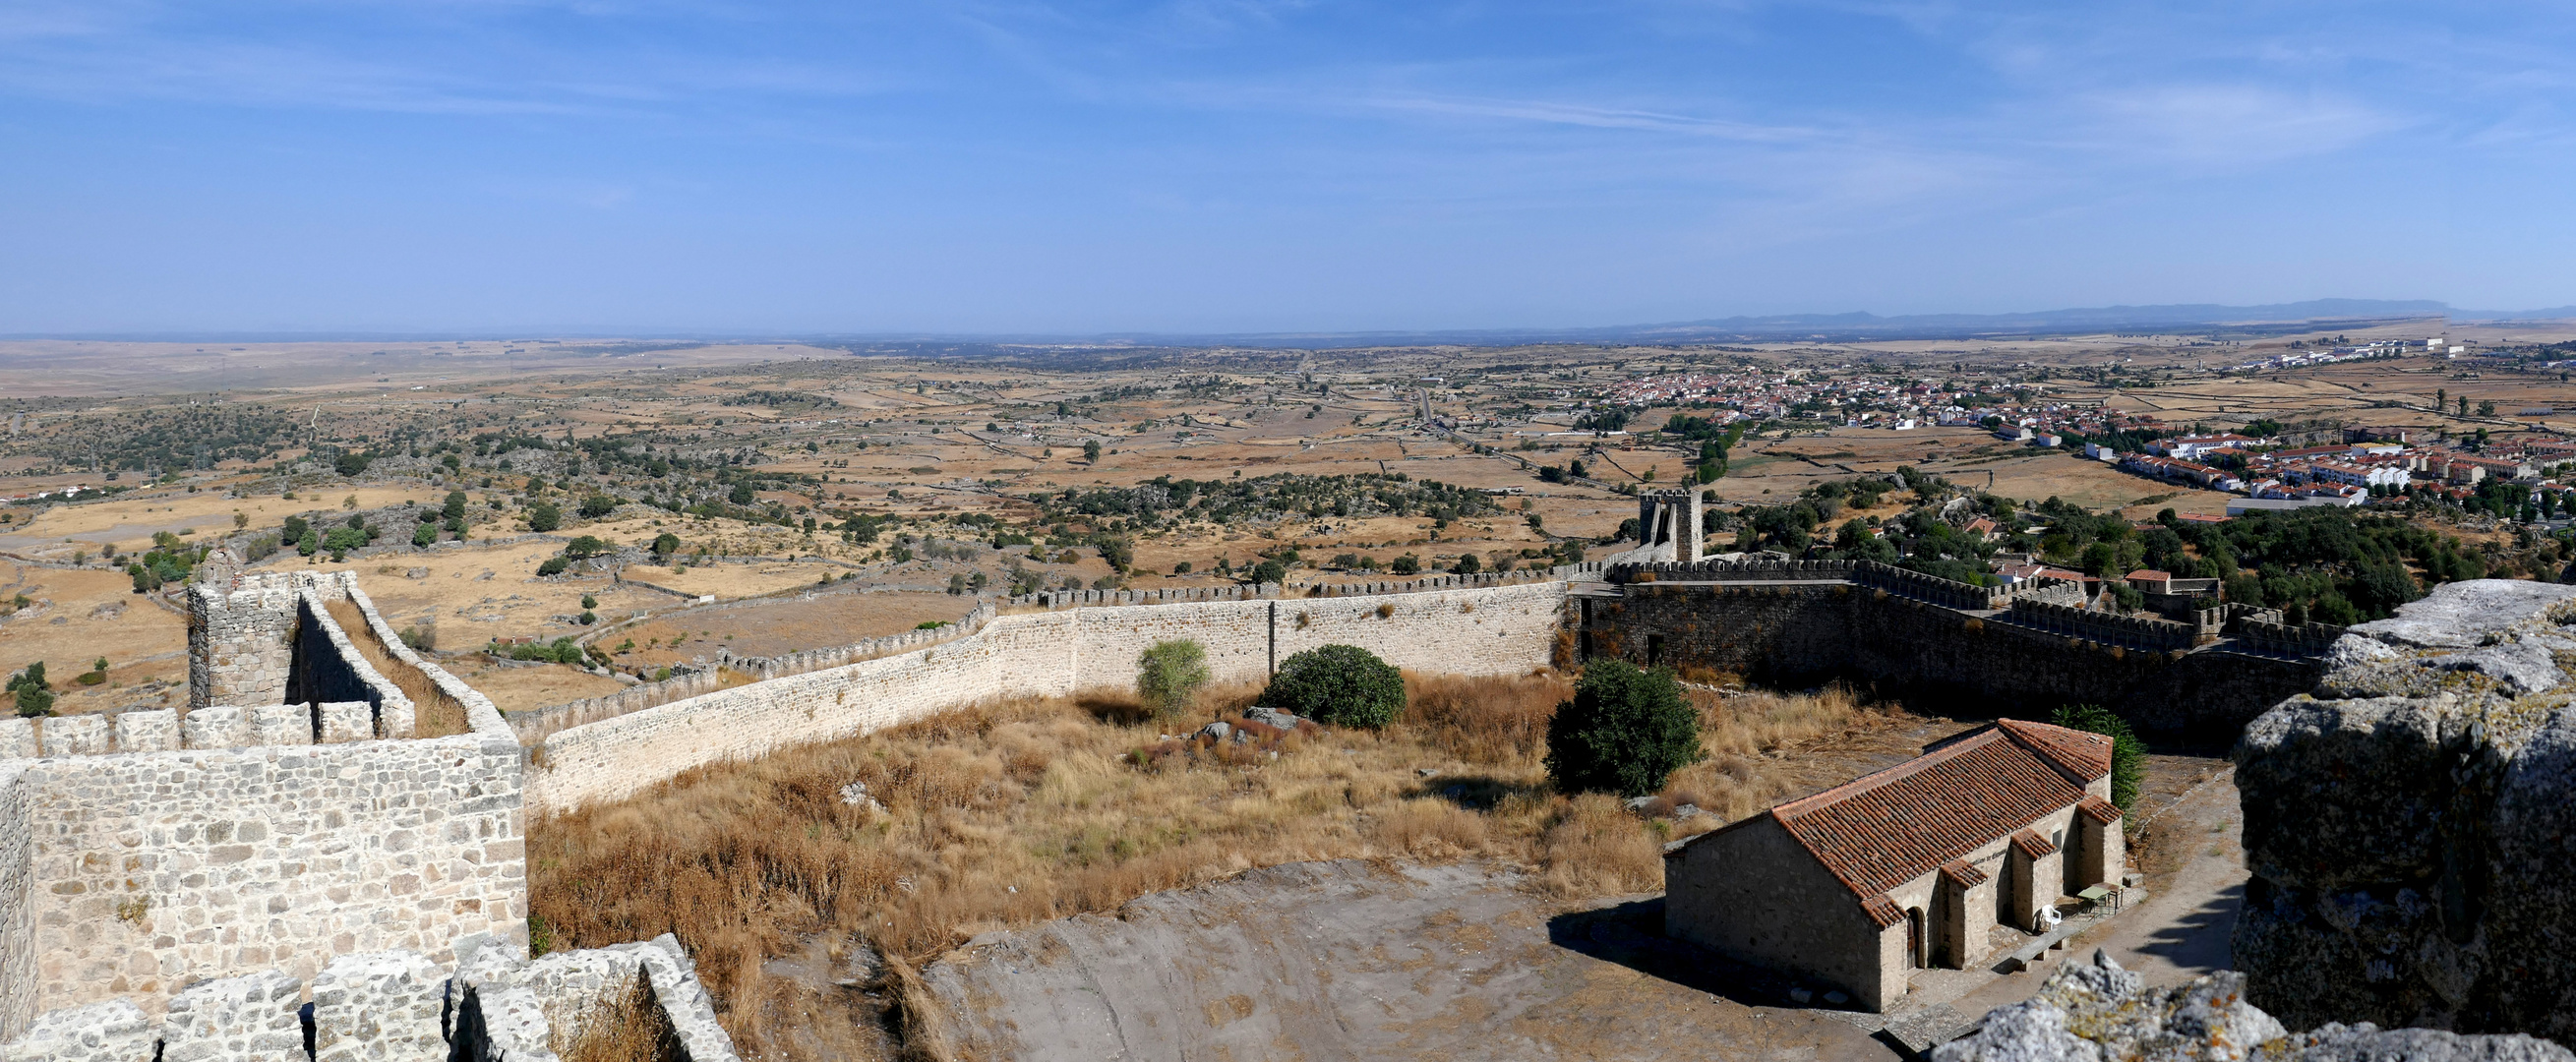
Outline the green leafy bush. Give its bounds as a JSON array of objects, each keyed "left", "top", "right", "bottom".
[
  {"left": 1544, "top": 661, "right": 1702, "bottom": 797},
  {"left": 1135, "top": 639, "right": 1212, "bottom": 719},
  {"left": 2051, "top": 704, "right": 2146, "bottom": 810},
  {"left": 412, "top": 522, "right": 439, "bottom": 548},
  {"left": 537, "top": 557, "right": 569, "bottom": 577},
  {"left": 1261, "top": 644, "right": 1404, "bottom": 729},
  {"left": 6, "top": 663, "right": 52, "bottom": 717},
  {"left": 528, "top": 502, "right": 563, "bottom": 533},
  {"left": 650, "top": 532, "right": 682, "bottom": 557},
  {"left": 578, "top": 495, "right": 619, "bottom": 519}
]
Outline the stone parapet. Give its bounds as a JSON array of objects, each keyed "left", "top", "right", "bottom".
[
  {"left": 2004, "top": 599, "right": 2199, "bottom": 652},
  {"left": 0, "top": 941, "right": 737, "bottom": 1062}
]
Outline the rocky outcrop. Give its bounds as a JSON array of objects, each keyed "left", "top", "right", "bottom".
[
  {"left": 2231, "top": 580, "right": 2576, "bottom": 1039},
  {"left": 1939, "top": 950, "right": 2571, "bottom": 1062}
]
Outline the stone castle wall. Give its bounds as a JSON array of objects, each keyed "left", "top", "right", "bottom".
[
  {"left": 526, "top": 580, "right": 1571, "bottom": 813},
  {"left": 0, "top": 571, "right": 530, "bottom": 1042},
  {"left": 1591, "top": 576, "right": 2319, "bottom": 735}
]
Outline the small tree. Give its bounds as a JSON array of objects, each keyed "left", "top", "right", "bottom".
[
  {"left": 577, "top": 495, "right": 618, "bottom": 519},
  {"left": 1262, "top": 644, "right": 1404, "bottom": 729},
  {"left": 651, "top": 532, "right": 683, "bottom": 558},
  {"left": 1247, "top": 558, "right": 1288, "bottom": 585},
  {"left": 412, "top": 522, "right": 439, "bottom": 548},
  {"left": 1083, "top": 439, "right": 1103, "bottom": 463},
  {"left": 443, "top": 491, "right": 469, "bottom": 520},
  {"left": 527, "top": 502, "right": 563, "bottom": 533},
  {"left": 6, "top": 663, "right": 52, "bottom": 718},
  {"left": 1135, "top": 639, "right": 1212, "bottom": 719},
  {"left": 2052, "top": 704, "right": 2146, "bottom": 810},
  {"left": 1544, "top": 661, "right": 1702, "bottom": 797},
  {"left": 564, "top": 535, "right": 610, "bottom": 560}
]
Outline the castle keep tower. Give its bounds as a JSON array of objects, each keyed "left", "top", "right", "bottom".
[{"left": 1630, "top": 488, "right": 1704, "bottom": 564}]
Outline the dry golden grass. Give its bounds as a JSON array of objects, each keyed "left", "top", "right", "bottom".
[
  {"left": 526, "top": 671, "right": 1893, "bottom": 1059},
  {"left": 322, "top": 600, "right": 469, "bottom": 738}
]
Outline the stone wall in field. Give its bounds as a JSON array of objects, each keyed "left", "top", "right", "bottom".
[{"left": 524, "top": 576, "right": 1573, "bottom": 813}]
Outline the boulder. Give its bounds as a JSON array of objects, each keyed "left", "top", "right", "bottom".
[
  {"left": 1937, "top": 950, "right": 2569, "bottom": 1062},
  {"left": 2232, "top": 580, "right": 2576, "bottom": 1038}
]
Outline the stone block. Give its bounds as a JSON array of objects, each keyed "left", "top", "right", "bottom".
[
  {"left": 0, "top": 718, "right": 32, "bottom": 760},
  {"left": 245, "top": 703, "right": 311, "bottom": 746},
  {"left": 160, "top": 971, "right": 303, "bottom": 1062},
  {"left": 180, "top": 706, "right": 245, "bottom": 749},
  {"left": 34, "top": 716, "right": 108, "bottom": 757},
  {"left": 109, "top": 711, "right": 176, "bottom": 753},
  {"left": 0, "top": 1000, "right": 156, "bottom": 1062},
  {"left": 313, "top": 950, "right": 446, "bottom": 1062},
  {"left": 316, "top": 701, "right": 373, "bottom": 744}
]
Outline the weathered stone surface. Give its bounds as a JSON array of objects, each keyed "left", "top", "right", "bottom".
[
  {"left": 159, "top": 971, "right": 303, "bottom": 1062},
  {"left": 2234, "top": 580, "right": 2576, "bottom": 1040},
  {"left": 312, "top": 950, "right": 446, "bottom": 1062},
  {"left": 0, "top": 1001, "right": 154, "bottom": 1062},
  {"left": 1938, "top": 951, "right": 2570, "bottom": 1062}
]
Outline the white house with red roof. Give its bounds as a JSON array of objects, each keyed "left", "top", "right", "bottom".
[{"left": 1661, "top": 720, "right": 2125, "bottom": 1012}]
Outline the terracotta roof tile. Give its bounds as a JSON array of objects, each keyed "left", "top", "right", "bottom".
[
  {"left": 1860, "top": 894, "right": 1904, "bottom": 928},
  {"left": 2076, "top": 796, "right": 2122, "bottom": 824},
  {"left": 1940, "top": 858, "right": 1989, "bottom": 888},
  {"left": 1767, "top": 722, "right": 2109, "bottom": 901},
  {"left": 2010, "top": 829, "right": 2056, "bottom": 858},
  {"left": 1993, "top": 719, "right": 2116, "bottom": 782}
]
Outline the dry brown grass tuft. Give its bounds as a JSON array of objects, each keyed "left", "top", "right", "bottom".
[
  {"left": 323, "top": 599, "right": 469, "bottom": 738},
  {"left": 556, "top": 970, "right": 683, "bottom": 1062},
  {"left": 527, "top": 671, "right": 1897, "bottom": 1059}
]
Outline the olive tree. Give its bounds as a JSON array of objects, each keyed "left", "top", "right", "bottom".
[
  {"left": 1261, "top": 644, "right": 1404, "bottom": 729},
  {"left": 1544, "top": 661, "right": 1702, "bottom": 797}
]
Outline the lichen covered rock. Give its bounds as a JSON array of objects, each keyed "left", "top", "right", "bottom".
[
  {"left": 2232, "top": 580, "right": 2576, "bottom": 1040},
  {"left": 1938, "top": 951, "right": 2570, "bottom": 1062}
]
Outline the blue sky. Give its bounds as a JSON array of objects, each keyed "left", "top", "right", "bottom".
[{"left": 3, "top": 1, "right": 2572, "bottom": 334}]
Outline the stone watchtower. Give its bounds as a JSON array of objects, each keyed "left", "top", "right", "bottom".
[{"left": 1630, "top": 488, "right": 1705, "bottom": 563}]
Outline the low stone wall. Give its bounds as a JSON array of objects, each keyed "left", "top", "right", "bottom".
[
  {"left": 525, "top": 579, "right": 1572, "bottom": 814},
  {"left": 0, "top": 936, "right": 737, "bottom": 1062}
]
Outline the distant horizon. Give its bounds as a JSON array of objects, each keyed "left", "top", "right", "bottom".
[{"left": 0, "top": 297, "right": 2565, "bottom": 348}]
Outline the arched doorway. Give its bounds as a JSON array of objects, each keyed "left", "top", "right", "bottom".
[{"left": 1905, "top": 908, "right": 1926, "bottom": 970}]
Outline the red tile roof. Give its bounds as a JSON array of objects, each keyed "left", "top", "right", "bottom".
[
  {"left": 2010, "top": 829, "right": 2056, "bottom": 858},
  {"left": 1993, "top": 719, "right": 2117, "bottom": 781},
  {"left": 2076, "top": 796, "right": 2123, "bottom": 824},
  {"left": 1757, "top": 721, "right": 2113, "bottom": 901}
]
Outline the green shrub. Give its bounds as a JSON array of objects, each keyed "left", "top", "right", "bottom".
[
  {"left": 528, "top": 502, "right": 563, "bottom": 533},
  {"left": 564, "top": 535, "right": 610, "bottom": 560},
  {"left": 2051, "top": 704, "right": 2146, "bottom": 810},
  {"left": 651, "top": 532, "right": 682, "bottom": 557},
  {"left": 1261, "top": 644, "right": 1403, "bottom": 729},
  {"left": 296, "top": 530, "right": 320, "bottom": 558},
  {"left": 412, "top": 522, "right": 439, "bottom": 548},
  {"left": 1247, "top": 559, "right": 1287, "bottom": 585},
  {"left": 1135, "top": 639, "right": 1212, "bottom": 719},
  {"left": 537, "top": 557, "right": 569, "bottom": 577},
  {"left": 5, "top": 663, "right": 52, "bottom": 718},
  {"left": 1544, "top": 661, "right": 1702, "bottom": 797},
  {"left": 578, "top": 495, "right": 619, "bottom": 519},
  {"left": 1390, "top": 554, "right": 1420, "bottom": 575}
]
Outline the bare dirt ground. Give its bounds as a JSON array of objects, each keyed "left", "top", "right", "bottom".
[
  {"left": 917, "top": 738, "right": 2245, "bottom": 1062},
  {"left": 599, "top": 588, "right": 978, "bottom": 670},
  {"left": 0, "top": 562, "right": 189, "bottom": 714}
]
